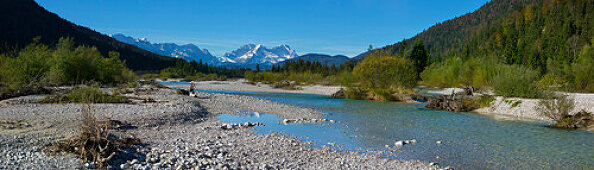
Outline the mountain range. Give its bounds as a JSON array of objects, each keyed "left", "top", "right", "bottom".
[
  {"left": 111, "top": 33, "right": 219, "bottom": 64},
  {"left": 220, "top": 44, "right": 298, "bottom": 65},
  {"left": 112, "top": 33, "right": 353, "bottom": 68}
]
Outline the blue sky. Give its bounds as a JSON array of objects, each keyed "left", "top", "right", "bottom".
[{"left": 36, "top": 0, "right": 489, "bottom": 57}]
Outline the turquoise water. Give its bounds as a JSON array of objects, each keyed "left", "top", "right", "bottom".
[{"left": 163, "top": 82, "right": 594, "bottom": 169}]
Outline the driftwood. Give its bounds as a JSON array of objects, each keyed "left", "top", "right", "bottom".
[{"left": 425, "top": 90, "right": 477, "bottom": 112}]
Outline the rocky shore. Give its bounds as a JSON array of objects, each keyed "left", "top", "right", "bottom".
[
  {"left": 0, "top": 86, "right": 439, "bottom": 169},
  {"left": 165, "top": 79, "right": 342, "bottom": 96}
]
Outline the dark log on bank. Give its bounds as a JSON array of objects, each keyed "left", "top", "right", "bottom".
[
  {"left": 331, "top": 88, "right": 347, "bottom": 99},
  {"left": 425, "top": 90, "right": 478, "bottom": 112}
]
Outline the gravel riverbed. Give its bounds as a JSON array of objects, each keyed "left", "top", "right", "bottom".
[{"left": 0, "top": 87, "right": 439, "bottom": 169}]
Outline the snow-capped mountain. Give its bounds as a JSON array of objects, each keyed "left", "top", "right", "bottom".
[
  {"left": 221, "top": 44, "right": 298, "bottom": 65},
  {"left": 111, "top": 33, "right": 219, "bottom": 64}
]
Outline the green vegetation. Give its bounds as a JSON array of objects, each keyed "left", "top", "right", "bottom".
[
  {"left": 245, "top": 59, "right": 355, "bottom": 86},
  {"left": 365, "top": 0, "right": 594, "bottom": 94},
  {"left": 0, "top": 37, "right": 134, "bottom": 90},
  {"left": 474, "top": 95, "right": 496, "bottom": 108},
  {"left": 421, "top": 57, "right": 497, "bottom": 89},
  {"left": 421, "top": 57, "right": 542, "bottom": 98},
  {"left": 0, "top": 0, "right": 178, "bottom": 71},
  {"left": 158, "top": 59, "right": 244, "bottom": 81},
  {"left": 343, "top": 55, "right": 417, "bottom": 101},
  {"left": 409, "top": 40, "right": 429, "bottom": 77},
  {"left": 352, "top": 56, "right": 417, "bottom": 89},
  {"left": 504, "top": 99, "right": 523, "bottom": 108},
  {"left": 492, "top": 65, "right": 541, "bottom": 98}
]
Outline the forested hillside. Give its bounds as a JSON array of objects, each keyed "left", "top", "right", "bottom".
[
  {"left": 359, "top": 0, "right": 592, "bottom": 69},
  {"left": 0, "top": 0, "right": 179, "bottom": 71},
  {"left": 353, "top": 0, "right": 593, "bottom": 93}
]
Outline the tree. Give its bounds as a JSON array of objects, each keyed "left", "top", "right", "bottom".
[
  {"left": 399, "top": 39, "right": 407, "bottom": 57},
  {"left": 409, "top": 40, "right": 429, "bottom": 76},
  {"left": 256, "top": 64, "right": 260, "bottom": 72},
  {"left": 368, "top": 45, "right": 373, "bottom": 52}
]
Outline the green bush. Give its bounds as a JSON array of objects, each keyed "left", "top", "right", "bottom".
[
  {"left": 421, "top": 57, "right": 497, "bottom": 89},
  {"left": 352, "top": 55, "right": 417, "bottom": 89},
  {"left": 0, "top": 42, "right": 52, "bottom": 89},
  {"left": 492, "top": 65, "right": 541, "bottom": 98},
  {"left": 370, "top": 88, "right": 397, "bottom": 101},
  {"left": 0, "top": 38, "right": 135, "bottom": 90},
  {"left": 345, "top": 87, "right": 368, "bottom": 100},
  {"left": 572, "top": 44, "right": 594, "bottom": 92}
]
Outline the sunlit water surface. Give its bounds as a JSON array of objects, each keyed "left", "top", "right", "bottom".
[{"left": 162, "top": 82, "right": 594, "bottom": 169}]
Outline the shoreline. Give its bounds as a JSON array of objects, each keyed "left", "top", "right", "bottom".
[
  {"left": 163, "top": 79, "right": 343, "bottom": 96},
  {"left": 0, "top": 86, "right": 438, "bottom": 169},
  {"left": 170, "top": 80, "right": 594, "bottom": 122},
  {"left": 473, "top": 94, "right": 594, "bottom": 122}
]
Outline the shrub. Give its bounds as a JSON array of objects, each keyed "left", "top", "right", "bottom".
[
  {"left": 491, "top": 65, "right": 541, "bottom": 98},
  {"left": 537, "top": 94, "right": 574, "bottom": 122},
  {"left": 537, "top": 73, "right": 566, "bottom": 89},
  {"left": 345, "top": 87, "right": 368, "bottom": 100},
  {"left": 0, "top": 42, "right": 52, "bottom": 89},
  {"left": 51, "top": 104, "right": 142, "bottom": 168},
  {"left": 572, "top": 44, "right": 594, "bottom": 92},
  {"left": 370, "top": 88, "right": 397, "bottom": 101},
  {"left": 352, "top": 55, "right": 417, "bottom": 89},
  {"left": 0, "top": 37, "right": 135, "bottom": 90},
  {"left": 421, "top": 57, "right": 497, "bottom": 90}
]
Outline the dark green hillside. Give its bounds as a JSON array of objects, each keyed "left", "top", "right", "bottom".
[
  {"left": 349, "top": 0, "right": 593, "bottom": 93},
  {"left": 354, "top": 0, "right": 593, "bottom": 69},
  {"left": 0, "top": 0, "right": 178, "bottom": 71}
]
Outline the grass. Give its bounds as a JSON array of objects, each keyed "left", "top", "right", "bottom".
[{"left": 474, "top": 95, "right": 496, "bottom": 107}]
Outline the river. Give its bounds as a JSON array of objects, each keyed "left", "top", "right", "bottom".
[{"left": 191, "top": 88, "right": 592, "bottom": 169}]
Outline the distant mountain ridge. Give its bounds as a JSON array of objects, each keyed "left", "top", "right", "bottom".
[
  {"left": 111, "top": 33, "right": 302, "bottom": 69},
  {"left": 220, "top": 44, "right": 298, "bottom": 65},
  {"left": 111, "top": 33, "right": 220, "bottom": 64},
  {"left": 0, "top": 0, "right": 178, "bottom": 71},
  {"left": 282, "top": 53, "right": 349, "bottom": 66}
]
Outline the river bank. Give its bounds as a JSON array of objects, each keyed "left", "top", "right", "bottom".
[
  {"left": 0, "top": 85, "right": 438, "bottom": 169},
  {"left": 162, "top": 79, "right": 342, "bottom": 96},
  {"left": 165, "top": 79, "right": 594, "bottom": 123}
]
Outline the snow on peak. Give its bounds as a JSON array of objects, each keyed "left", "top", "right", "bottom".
[
  {"left": 112, "top": 33, "right": 218, "bottom": 64},
  {"left": 221, "top": 44, "right": 298, "bottom": 65}
]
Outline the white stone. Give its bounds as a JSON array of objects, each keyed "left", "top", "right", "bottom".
[{"left": 120, "top": 164, "right": 130, "bottom": 169}]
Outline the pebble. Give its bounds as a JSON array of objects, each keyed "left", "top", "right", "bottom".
[
  {"left": 0, "top": 87, "right": 438, "bottom": 170},
  {"left": 395, "top": 141, "right": 405, "bottom": 146},
  {"left": 120, "top": 163, "right": 130, "bottom": 169}
]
